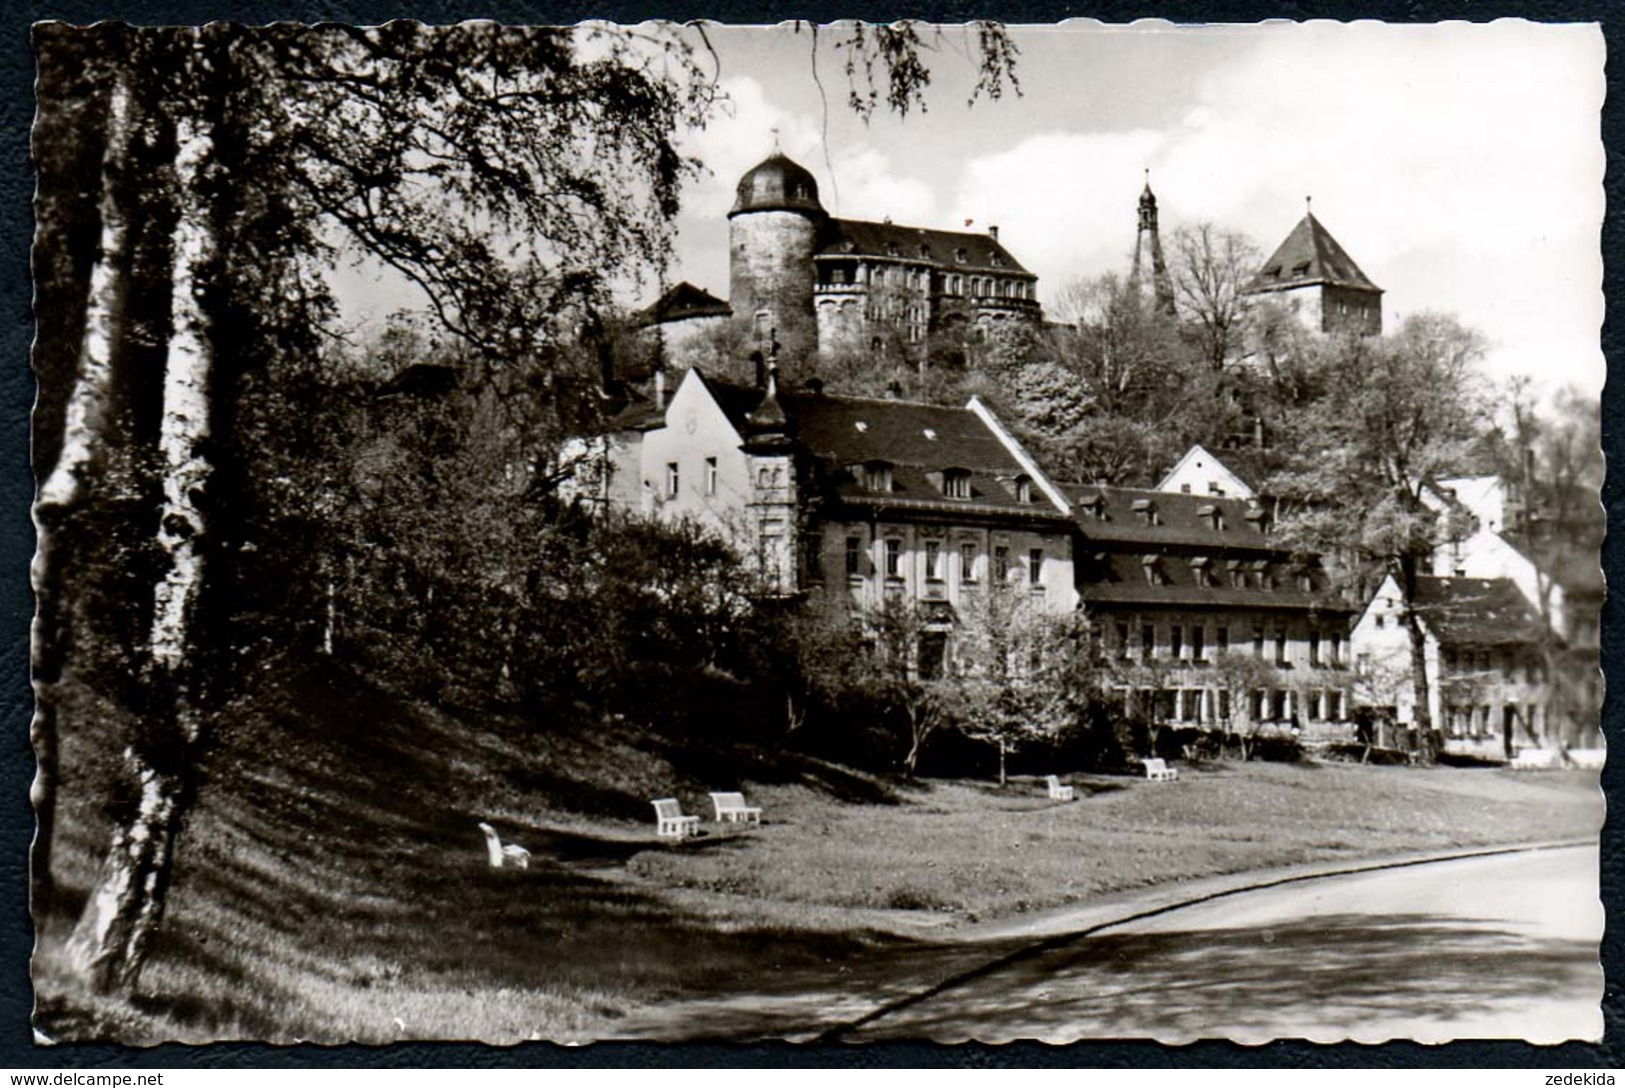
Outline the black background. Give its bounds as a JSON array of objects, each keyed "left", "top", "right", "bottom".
[{"left": 3, "top": 0, "right": 1619, "bottom": 1069}]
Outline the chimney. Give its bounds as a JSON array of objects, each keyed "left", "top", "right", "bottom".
[
  {"left": 653, "top": 362, "right": 667, "bottom": 412},
  {"left": 988, "top": 224, "right": 1000, "bottom": 242}
]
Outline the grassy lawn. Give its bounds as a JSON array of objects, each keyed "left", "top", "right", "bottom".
[{"left": 34, "top": 658, "right": 1602, "bottom": 1044}]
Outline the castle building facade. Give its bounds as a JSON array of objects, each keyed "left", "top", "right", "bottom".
[{"left": 727, "top": 153, "right": 1042, "bottom": 371}]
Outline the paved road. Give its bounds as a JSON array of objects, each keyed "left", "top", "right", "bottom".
[
  {"left": 613, "top": 844, "right": 1601, "bottom": 1044},
  {"left": 845, "top": 844, "right": 1602, "bottom": 1044}
]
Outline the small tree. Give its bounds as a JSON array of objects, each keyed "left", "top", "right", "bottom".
[{"left": 1208, "top": 650, "right": 1279, "bottom": 761}]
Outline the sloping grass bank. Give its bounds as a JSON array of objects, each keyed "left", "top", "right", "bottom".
[{"left": 34, "top": 658, "right": 1601, "bottom": 1044}]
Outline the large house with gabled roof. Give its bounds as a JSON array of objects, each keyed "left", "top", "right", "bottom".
[
  {"left": 604, "top": 366, "right": 1077, "bottom": 675},
  {"left": 1349, "top": 574, "right": 1557, "bottom": 756},
  {"left": 1070, "top": 484, "right": 1354, "bottom": 731}
]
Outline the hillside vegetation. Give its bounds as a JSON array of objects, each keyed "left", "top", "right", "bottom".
[{"left": 35, "top": 655, "right": 1601, "bottom": 1044}]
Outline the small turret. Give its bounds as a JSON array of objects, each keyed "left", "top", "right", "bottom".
[{"left": 1130, "top": 169, "right": 1176, "bottom": 317}]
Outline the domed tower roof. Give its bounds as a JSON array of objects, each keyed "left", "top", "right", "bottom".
[{"left": 729, "top": 153, "right": 825, "bottom": 218}]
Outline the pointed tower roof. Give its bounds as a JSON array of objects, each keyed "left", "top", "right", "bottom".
[
  {"left": 1247, "top": 210, "right": 1382, "bottom": 295},
  {"left": 1130, "top": 170, "right": 1176, "bottom": 316}
]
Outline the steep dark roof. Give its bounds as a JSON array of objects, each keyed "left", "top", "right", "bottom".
[
  {"left": 730, "top": 154, "right": 825, "bottom": 217},
  {"left": 1070, "top": 485, "right": 1278, "bottom": 550},
  {"left": 819, "top": 218, "right": 1032, "bottom": 276},
  {"left": 706, "top": 379, "right": 1061, "bottom": 519},
  {"left": 1079, "top": 552, "right": 1339, "bottom": 612},
  {"left": 632, "top": 281, "right": 731, "bottom": 327},
  {"left": 1246, "top": 212, "right": 1381, "bottom": 295},
  {"left": 1414, "top": 576, "right": 1548, "bottom": 646}
]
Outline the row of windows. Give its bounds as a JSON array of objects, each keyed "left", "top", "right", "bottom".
[
  {"left": 857, "top": 462, "right": 1034, "bottom": 503},
  {"left": 1115, "top": 622, "right": 1344, "bottom": 668},
  {"left": 664, "top": 457, "right": 720, "bottom": 499},
  {"left": 1125, "top": 687, "right": 1347, "bottom": 723},
  {"left": 1135, "top": 556, "right": 1308, "bottom": 591},
  {"left": 844, "top": 536, "right": 1044, "bottom": 587},
  {"left": 820, "top": 263, "right": 1034, "bottom": 301},
  {"left": 1442, "top": 648, "right": 1546, "bottom": 684}
]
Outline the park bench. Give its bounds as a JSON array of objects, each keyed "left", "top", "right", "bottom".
[
  {"left": 1044, "top": 775, "right": 1075, "bottom": 801},
  {"left": 477, "top": 822, "right": 531, "bottom": 870},
  {"left": 709, "top": 791, "right": 763, "bottom": 824},
  {"left": 1142, "top": 758, "right": 1179, "bottom": 782},
  {"left": 1509, "top": 748, "right": 1558, "bottom": 771},
  {"left": 652, "top": 798, "right": 701, "bottom": 838}
]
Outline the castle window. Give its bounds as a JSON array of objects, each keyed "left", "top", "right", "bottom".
[
  {"left": 1141, "top": 554, "right": 1165, "bottom": 586},
  {"left": 886, "top": 241, "right": 900, "bottom": 257},
  {"left": 942, "top": 469, "right": 971, "bottom": 499},
  {"left": 1078, "top": 494, "right": 1107, "bottom": 521},
  {"left": 1028, "top": 548, "right": 1044, "bottom": 586},
  {"left": 1131, "top": 498, "right": 1159, "bottom": 525},
  {"left": 1191, "top": 555, "right": 1213, "bottom": 587},
  {"left": 831, "top": 268, "right": 848, "bottom": 285},
  {"left": 919, "top": 244, "right": 931, "bottom": 258},
  {"left": 991, "top": 253, "right": 1004, "bottom": 268},
  {"left": 804, "top": 530, "right": 823, "bottom": 583},
  {"left": 862, "top": 461, "right": 893, "bottom": 493},
  {"left": 994, "top": 545, "right": 1010, "bottom": 583},
  {"left": 925, "top": 540, "right": 945, "bottom": 582}
]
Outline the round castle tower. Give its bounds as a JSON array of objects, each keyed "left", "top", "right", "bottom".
[{"left": 728, "top": 153, "right": 826, "bottom": 373}]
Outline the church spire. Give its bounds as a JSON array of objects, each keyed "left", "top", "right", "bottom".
[{"left": 1131, "top": 170, "right": 1176, "bottom": 317}]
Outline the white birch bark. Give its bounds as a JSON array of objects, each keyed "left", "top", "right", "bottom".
[
  {"left": 31, "top": 68, "right": 135, "bottom": 899},
  {"left": 35, "top": 71, "right": 132, "bottom": 512},
  {"left": 148, "top": 114, "right": 215, "bottom": 707},
  {"left": 69, "top": 109, "right": 216, "bottom": 994}
]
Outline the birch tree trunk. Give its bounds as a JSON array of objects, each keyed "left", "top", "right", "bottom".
[
  {"left": 31, "top": 67, "right": 135, "bottom": 901},
  {"left": 68, "top": 108, "right": 216, "bottom": 995}
]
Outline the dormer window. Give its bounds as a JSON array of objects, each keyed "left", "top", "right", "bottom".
[
  {"left": 1078, "top": 494, "right": 1107, "bottom": 521},
  {"left": 918, "top": 244, "right": 931, "bottom": 258},
  {"left": 955, "top": 247, "right": 968, "bottom": 264},
  {"left": 862, "top": 460, "right": 893, "bottom": 493},
  {"left": 942, "top": 468, "right": 971, "bottom": 500},
  {"left": 1191, "top": 555, "right": 1214, "bottom": 587},
  {"left": 1196, "top": 503, "right": 1225, "bottom": 531},
  {"left": 1244, "top": 505, "right": 1268, "bottom": 532},
  {"left": 1131, "top": 498, "right": 1160, "bottom": 525},
  {"left": 854, "top": 420, "right": 869, "bottom": 433},
  {"left": 1264, "top": 265, "right": 1282, "bottom": 280},
  {"left": 990, "top": 253, "right": 1004, "bottom": 268},
  {"left": 1291, "top": 260, "right": 1311, "bottom": 276},
  {"left": 1141, "top": 554, "right": 1167, "bottom": 586},
  {"left": 923, "top": 428, "right": 938, "bottom": 440},
  {"left": 1014, "top": 474, "right": 1033, "bottom": 504},
  {"left": 886, "top": 241, "right": 900, "bottom": 257}
]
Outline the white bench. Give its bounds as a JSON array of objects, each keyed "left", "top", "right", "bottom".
[
  {"left": 652, "top": 798, "right": 701, "bottom": 838},
  {"left": 477, "top": 822, "right": 531, "bottom": 869},
  {"left": 1142, "top": 758, "right": 1178, "bottom": 782},
  {"left": 709, "top": 791, "right": 762, "bottom": 824},
  {"left": 1510, "top": 748, "right": 1558, "bottom": 770},
  {"left": 1044, "top": 775, "right": 1075, "bottom": 801}
]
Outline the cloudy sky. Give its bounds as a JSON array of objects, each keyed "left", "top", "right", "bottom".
[{"left": 663, "top": 20, "right": 1604, "bottom": 397}]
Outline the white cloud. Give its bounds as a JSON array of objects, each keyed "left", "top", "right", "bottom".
[{"left": 949, "top": 21, "right": 1604, "bottom": 393}]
